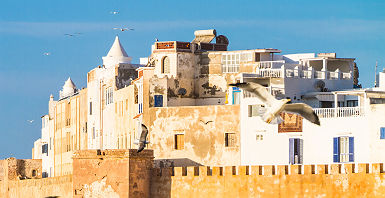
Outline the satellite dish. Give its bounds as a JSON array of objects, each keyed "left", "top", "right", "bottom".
[{"left": 314, "top": 80, "right": 325, "bottom": 91}]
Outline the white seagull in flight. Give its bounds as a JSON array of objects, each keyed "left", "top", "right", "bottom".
[
  {"left": 27, "top": 120, "right": 34, "bottom": 123},
  {"left": 110, "top": 11, "right": 119, "bottom": 15},
  {"left": 43, "top": 52, "right": 51, "bottom": 56},
  {"left": 229, "top": 82, "right": 320, "bottom": 126},
  {"left": 113, "top": 27, "right": 134, "bottom": 31}
]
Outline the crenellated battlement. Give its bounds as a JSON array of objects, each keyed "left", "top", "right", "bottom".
[{"left": 152, "top": 163, "right": 384, "bottom": 177}]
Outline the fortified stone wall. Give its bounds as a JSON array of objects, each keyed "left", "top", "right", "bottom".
[
  {"left": 150, "top": 163, "right": 385, "bottom": 198},
  {"left": 4, "top": 175, "right": 72, "bottom": 198}
]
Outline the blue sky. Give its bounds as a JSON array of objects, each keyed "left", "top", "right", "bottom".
[{"left": 0, "top": 0, "right": 384, "bottom": 159}]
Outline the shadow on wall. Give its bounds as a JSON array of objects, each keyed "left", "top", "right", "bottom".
[{"left": 154, "top": 158, "right": 203, "bottom": 168}]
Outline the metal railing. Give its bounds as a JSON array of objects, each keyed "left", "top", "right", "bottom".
[{"left": 313, "top": 107, "right": 363, "bottom": 118}]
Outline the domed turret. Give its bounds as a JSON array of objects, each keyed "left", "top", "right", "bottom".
[
  {"left": 102, "top": 36, "right": 132, "bottom": 68},
  {"left": 60, "top": 77, "right": 77, "bottom": 99}
]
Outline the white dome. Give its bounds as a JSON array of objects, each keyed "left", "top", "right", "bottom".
[
  {"left": 102, "top": 36, "right": 132, "bottom": 67},
  {"left": 60, "top": 77, "right": 77, "bottom": 99}
]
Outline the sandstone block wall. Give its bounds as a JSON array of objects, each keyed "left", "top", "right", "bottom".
[{"left": 73, "top": 149, "right": 153, "bottom": 198}]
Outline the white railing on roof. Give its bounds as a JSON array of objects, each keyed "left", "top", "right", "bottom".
[
  {"left": 313, "top": 107, "right": 363, "bottom": 118},
  {"left": 259, "top": 60, "right": 285, "bottom": 69},
  {"left": 256, "top": 68, "right": 282, "bottom": 77}
]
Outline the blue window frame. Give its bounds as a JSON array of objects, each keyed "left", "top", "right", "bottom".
[
  {"left": 380, "top": 127, "right": 385, "bottom": 139},
  {"left": 333, "top": 137, "right": 354, "bottom": 163},
  {"left": 154, "top": 95, "right": 163, "bottom": 107}
]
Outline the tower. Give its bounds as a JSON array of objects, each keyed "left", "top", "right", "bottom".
[{"left": 102, "top": 36, "right": 132, "bottom": 68}]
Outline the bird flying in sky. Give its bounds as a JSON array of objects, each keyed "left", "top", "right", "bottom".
[
  {"left": 110, "top": 11, "right": 119, "bottom": 15},
  {"left": 137, "top": 124, "right": 149, "bottom": 153},
  {"left": 27, "top": 120, "right": 34, "bottom": 123},
  {"left": 113, "top": 27, "right": 134, "bottom": 31},
  {"left": 229, "top": 82, "right": 320, "bottom": 125},
  {"left": 43, "top": 52, "right": 51, "bottom": 56},
  {"left": 64, "top": 33, "right": 82, "bottom": 37}
]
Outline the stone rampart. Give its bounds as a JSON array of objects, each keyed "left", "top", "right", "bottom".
[
  {"left": 151, "top": 163, "right": 385, "bottom": 198},
  {"left": 1, "top": 175, "right": 72, "bottom": 198}
]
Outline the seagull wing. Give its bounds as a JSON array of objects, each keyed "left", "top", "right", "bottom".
[
  {"left": 241, "top": 82, "right": 277, "bottom": 106},
  {"left": 283, "top": 103, "right": 320, "bottom": 125},
  {"left": 137, "top": 124, "right": 148, "bottom": 153}
]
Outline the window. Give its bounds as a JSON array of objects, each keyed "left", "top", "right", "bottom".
[
  {"left": 289, "top": 138, "right": 303, "bottom": 164},
  {"left": 42, "top": 144, "right": 48, "bottom": 154},
  {"left": 174, "top": 134, "right": 184, "bottom": 150},
  {"left": 255, "top": 53, "right": 261, "bottom": 62},
  {"left": 32, "top": 170, "right": 37, "bottom": 177},
  {"left": 370, "top": 98, "right": 385, "bottom": 104},
  {"left": 256, "top": 134, "right": 263, "bottom": 141},
  {"left": 154, "top": 95, "right": 163, "bottom": 107},
  {"left": 347, "top": 100, "right": 358, "bottom": 107},
  {"left": 333, "top": 136, "right": 354, "bottom": 163},
  {"left": 105, "top": 87, "right": 114, "bottom": 105},
  {"left": 248, "top": 105, "right": 265, "bottom": 117},
  {"left": 92, "top": 127, "right": 95, "bottom": 139},
  {"left": 232, "top": 87, "right": 241, "bottom": 105},
  {"left": 162, "top": 56, "right": 170, "bottom": 73},
  {"left": 221, "top": 53, "right": 240, "bottom": 73},
  {"left": 89, "top": 102, "right": 92, "bottom": 115},
  {"left": 225, "top": 133, "right": 236, "bottom": 147},
  {"left": 380, "top": 128, "right": 385, "bottom": 139}
]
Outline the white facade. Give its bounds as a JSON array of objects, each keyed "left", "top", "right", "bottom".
[
  {"left": 87, "top": 36, "right": 139, "bottom": 149},
  {"left": 40, "top": 115, "right": 54, "bottom": 177},
  {"left": 235, "top": 72, "right": 385, "bottom": 165}
]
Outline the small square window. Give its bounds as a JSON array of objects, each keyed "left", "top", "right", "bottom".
[{"left": 256, "top": 134, "right": 264, "bottom": 141}]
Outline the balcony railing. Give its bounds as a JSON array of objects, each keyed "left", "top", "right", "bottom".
[
  {"left": 254, "top": 67, "right": 352, "bottom": 80},
  {"left": 313, "top": 107, "right": 363, "bottom": 118},
  {"left": 255, "top": 68, "right": 282, "bottom": 77}
]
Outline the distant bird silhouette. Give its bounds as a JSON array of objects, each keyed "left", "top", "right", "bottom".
[
  {"left": 64, "top": 33, "right": 82, "bottom": 37},
  {"left": 200, "top": 120, "right": 213, "bottom": 125},
  {"left": 229, "top": 82, "right": 320, "bottom": 126},
  {"left": 137, "top": 124, "right": 149, "bottom": 153},
  {"left": 43, "top": 52, "right": 51, "bottom": 56},
  {"left": 113, "top": 27, "right": 134, "bottom": 31},
  {"left": 110, "top": 11, "right": 119, "bottom": 15},
  {"left": 27, "top": 120, "right": 34, "bottom": 123}
]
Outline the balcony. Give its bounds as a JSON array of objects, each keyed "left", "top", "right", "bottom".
[
  {"left": 255, "top": 66, "right": 352, "bottom": 80},
  {"left": 313, "top": 107, "right": 363, "bottom": 118}
]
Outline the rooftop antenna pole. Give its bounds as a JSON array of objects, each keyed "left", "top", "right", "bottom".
[{"left": 375, "top": 61, "right": 378, "bottom": 87}]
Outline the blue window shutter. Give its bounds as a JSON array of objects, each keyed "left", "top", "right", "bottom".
[
  {"left": 289, "top": 138, "right": 294, "bottom": 164},
  {"left": 381, "top": 128, "right": 385, "bottom": 139},
  {"left": 333, "top": 137, "right": 340, "bottom": 163},
  {"left": 154, "top": 95, "right": 163, "bottom": 107},
  {"left": 349, "top": 137, "right": 354, "bottom": 162}
]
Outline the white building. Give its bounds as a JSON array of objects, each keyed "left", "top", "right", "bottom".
[{"left": 229, "top": 55, "right": 385, "bottom": 165}]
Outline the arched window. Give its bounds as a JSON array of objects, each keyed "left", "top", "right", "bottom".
[{"left": 161, "top": 56, "right": 170, "bottom": 74}]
